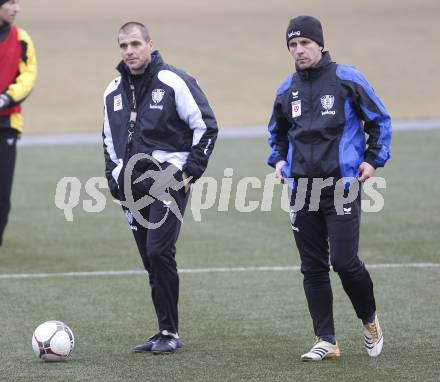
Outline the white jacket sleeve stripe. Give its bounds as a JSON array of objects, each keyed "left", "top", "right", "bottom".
[
  {"left": 158, "top": 70, "right": 207, "bottom": 146},
  {"left": 103, "top": 78, "right": 123, "bottom": 182}
]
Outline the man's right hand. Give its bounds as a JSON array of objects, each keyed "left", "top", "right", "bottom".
[
  {"left": 275, "top": 160, "right": 287, "bottom": 183},
  {"left": 182, "top": 171, "right": 191, "bottom": 193}
]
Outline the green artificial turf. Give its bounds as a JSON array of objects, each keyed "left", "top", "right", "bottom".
[{"left": 0, "top": 131, "right": 439, "bottom": 381}]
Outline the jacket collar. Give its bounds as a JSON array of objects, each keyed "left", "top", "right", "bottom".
[
  {"left": 296, "top": 51, "right": 333, "bottom": 80},
  {"left": 116, "top": 50, "right": 164, "bottom": 79}
]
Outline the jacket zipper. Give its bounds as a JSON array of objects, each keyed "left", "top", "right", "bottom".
[{"left": 309, "top": 78, "right": 314, "bottom": 175}]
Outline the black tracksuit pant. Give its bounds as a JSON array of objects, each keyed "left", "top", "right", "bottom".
[
  {"left": 122, "top": 162, "right": 189, "bottom": 334},
  {"left": 290, "top": 180, "right": 376, "bottom": 338},
  {"left": 0, "top": 129, "right": 18, "bottom": 246}
]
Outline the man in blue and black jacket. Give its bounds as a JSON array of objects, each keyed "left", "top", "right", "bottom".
[
  {"left": 103, "top": 22, "right": 217, "bottom": 354},
  {"left": 267, "top": 15, "right": 391, "bottom": 361}
]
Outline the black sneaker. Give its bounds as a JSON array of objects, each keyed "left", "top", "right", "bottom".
[
  {"left": 151, "top": 330, "right": 182, "bottom": 354},
  {"left": 132, "top": 332, "right": 161, "bottom": 353}
]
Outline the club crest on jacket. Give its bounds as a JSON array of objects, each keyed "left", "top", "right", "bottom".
[
  {"left": 152, "top": 89, "right": 165, "bottom": 104},
  {"left": 320, "top": 95, "right": 336, "bottom": 115}
]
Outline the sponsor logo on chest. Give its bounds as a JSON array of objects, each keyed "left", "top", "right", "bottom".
[
  {"left": 291, "top": 100, "right": 301, "bottom": 118},
  {"left": 291, "top": 90, "right": 301, "bottom": 118},
  {"left": 114, "top": 94, "right": 123, "bottom": 111}
]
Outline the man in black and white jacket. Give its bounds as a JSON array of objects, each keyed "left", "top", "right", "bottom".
[{"left": 102, "top": 22, "right": 217, "bottom": 354}]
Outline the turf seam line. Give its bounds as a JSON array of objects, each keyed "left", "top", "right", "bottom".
[{"left": 0, "top": 263, "right": 439, "bottom": 280}]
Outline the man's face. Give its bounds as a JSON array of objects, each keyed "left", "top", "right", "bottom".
[
  {"left": 118, "top": 28, "right": 153, "bottom": 75},
  {"left": 0, "top": 0, "right": 20, "bottom": 25},
  {"left": 288, "top": 37, "right": 323, "bottom": 70}
]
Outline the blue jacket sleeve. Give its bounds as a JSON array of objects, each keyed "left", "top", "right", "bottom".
[
  {"left": 337, "top": 66, "right": 392, "bottom": 168},
  {"left": 267, "top": 75, "right": 293, "bottom": 168}
]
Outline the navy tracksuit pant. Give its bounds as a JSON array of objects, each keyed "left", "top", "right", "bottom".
[
  {"left": 122, "top": 162, "right": 189, "bottom": 334},
  {"left": 290, "top": 180, "right": 376, "bottom": 338},
  {"left": 0, "top": 130, "right": 18, "bottom": 246}
]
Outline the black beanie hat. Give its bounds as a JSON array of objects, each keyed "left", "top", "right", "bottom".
[
  {"left": 0, "top": 0, "right": 10, "bottom": 6},
  {"left": 286, "top": 15, "right": 324, "bottom": 48}
]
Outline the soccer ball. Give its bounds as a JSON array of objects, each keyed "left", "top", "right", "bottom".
[{"left": 32, "top": 320, "right": 74, "bottom": 361}]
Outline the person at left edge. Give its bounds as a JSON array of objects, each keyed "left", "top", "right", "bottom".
[
  {"left": 102, "top": 22, "right": 218, "bottom": 354},
  {"left": 0, "top": 0, "right": 37, "bottom": 247}
]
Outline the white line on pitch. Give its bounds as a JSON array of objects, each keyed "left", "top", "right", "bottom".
[{"left": 0, "top": 263, "right": 439, "bottom": 280}]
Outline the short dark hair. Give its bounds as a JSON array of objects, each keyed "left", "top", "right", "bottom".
[{"left": 118, "top": 22, "right": 150, "bottom": 42}]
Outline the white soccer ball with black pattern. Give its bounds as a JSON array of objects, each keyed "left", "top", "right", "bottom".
[{"left": 31, "top": 320, "right": 74, "bottom": 361}]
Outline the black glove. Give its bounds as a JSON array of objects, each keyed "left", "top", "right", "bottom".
[{"left": 0, "top": 93, "right": 11, "bottom": 111}]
